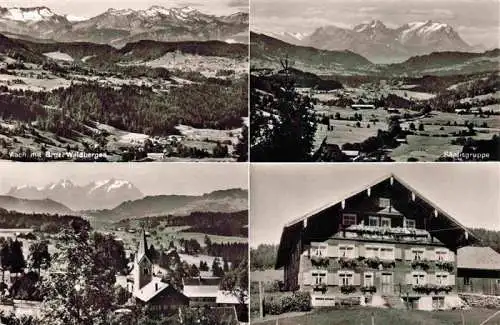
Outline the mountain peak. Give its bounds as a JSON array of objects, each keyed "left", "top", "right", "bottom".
[{"left": 0, "top": 6, "right": 58, "bottom": 22}]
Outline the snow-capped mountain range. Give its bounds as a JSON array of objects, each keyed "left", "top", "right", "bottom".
[
  {"left": 259, "top": 20, "right": 473, "bottom": 63},
  {"left": 0, "top": 6, "right": 248, "bottom": 46},
  {"left": 6, "top": 179, "right": 144, "bottom": 211}
]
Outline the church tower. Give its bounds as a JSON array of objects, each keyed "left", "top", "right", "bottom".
[{"left": 133, "top": 228, "right": 152, "bottom": 291}]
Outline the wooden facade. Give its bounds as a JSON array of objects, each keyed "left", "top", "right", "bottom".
[{"left": 277, "top": 174, "right": 479, "bottom": 310}]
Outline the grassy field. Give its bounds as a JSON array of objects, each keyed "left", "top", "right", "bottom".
[{"left": 253, "top": 307, "right": 500, "bottom": 325}]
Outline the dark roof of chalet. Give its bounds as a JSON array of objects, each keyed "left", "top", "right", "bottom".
[
  {"left": 457, "top": 246, "right": 500, "bottom": 271},
  {"left": 183, "top": 277, "right": 221, "bottom": 286},
  {"left": 276, "top": 173, "right": 481, "bottom": 269}
]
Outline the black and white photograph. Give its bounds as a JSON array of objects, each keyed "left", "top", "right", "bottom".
[
  {"left": 0, "top": 0, "right": 249, "bottom": 162},
  {"left": 250, "top": 0, "right": 499, "bottom": 162},
  {"left": 0, "top": 162, "right": 249, "bottom": 324},
  {"left": 250, "top": 163, "right": 500, "bottom": 324}
]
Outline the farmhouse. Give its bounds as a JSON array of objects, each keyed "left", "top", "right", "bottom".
[
  {"left": 456, "top": 246, "right": 500, "bottom": 296},
  {"left": 275, "top": 174, "right": 479, "bottom": 310},
  {"left": 351, "top": 104, "right": 376, "bottom": 110}
]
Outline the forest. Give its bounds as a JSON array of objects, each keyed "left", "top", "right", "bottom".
[{"left": 0, "top": 208, "right": 89, "bottom": 232}]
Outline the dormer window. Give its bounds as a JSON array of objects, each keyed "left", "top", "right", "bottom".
[
  {"left": 405, "top": 219, "right": 416, "bottom": 229},
  {"left": 342, "top": 214, "right": 357, "bottom": 226},
  {"left": 312, "top": 244, "right": 327, "bottom": 257},
  {"left": 381, "top": 217, "right": 391, "bottom": 228},
  {"left": 368, "top": 216, "right": 379, "bottom": 227},
  {"left": 379, "top": 198, "right": 390, "bottom": 208}
]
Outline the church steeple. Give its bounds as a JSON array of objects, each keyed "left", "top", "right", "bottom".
[{"left": 134, "top": 228, "right": 152, "bottom": 291}]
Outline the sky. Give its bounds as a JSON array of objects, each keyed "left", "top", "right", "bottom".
[
  {"left": 0, "top": 162, "right": 248, "bottom": 196},
  {"left": 250, "top": 163, "right": 500, "bottom": 247},
  {"left": 0, "top": 0, "right": 248, "bottom": 19},
  {"left": 251, "top": 0, "right": 499, "bottom": 49}
]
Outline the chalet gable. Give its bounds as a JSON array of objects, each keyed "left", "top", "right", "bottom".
[{"left": 276, "top": 173, "right": 479, "bottom": 269}]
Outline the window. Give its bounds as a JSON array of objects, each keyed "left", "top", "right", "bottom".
[
  {"left": 380, "top": 248, "right": 394, "bottom": 260},
  {"left": 436, "top": 274, "right": 448, "bottom": 285},
  {"left": 339, "top": 245, "right": 354, "bottom": 258},
  {"left": 342, "top": 214, "right": 357, "bottom": 226},
  {"left": 435, "top": 250, "right": 447, "bottom": 261},
  {"left": 463, "top": 277, "right": 471, "bottom": 286},
  {"left": 312, "top": 271, "right": 327, "bottom": 285},
  {"left": 364, "top": 273, "right": 374, "bottom": 286},
  {"left": 432, "top": 297, "right": 445, "bottom": 309},
  {"left": 338, "top": 272, "right": 353, "bottom": 286},
  {"left": 381, "top": 217, "right": 391, "bottom": 228},
  {"left": 405, "top": 219, "right": 416, "bottom": 229},
  {"left": 412, "top": 273, "right": 426, "bottom": 285},
  {"left": 412, "top": 249, "right": 424, "bottom": 261},
  {"left": 313, "top": 244, "right": 327, "bottom": 257},
  {"left": 368, "top": 216, "right": 380, "bottom": 227},
  {"left": 379, "top": 198, "right": 390, "bottom": 208}
]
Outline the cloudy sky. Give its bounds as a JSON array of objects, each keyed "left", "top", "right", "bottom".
[
  {"left": 250, "top": 163, "right": 500, "bottom": 246},
  {"left": 0, "top": 162, "right": 248, "bottom": 196},
  {"left": 0, "top": 0, "right": 248, "bottom": 19},
  {"left": 251, "top": 0, "right": 499, "bottom": 48}
]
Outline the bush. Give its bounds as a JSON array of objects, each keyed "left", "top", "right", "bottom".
[
  {"left": 340, "top": 284, "right": 357, "bottom": 294},
  {"left": 263, "top": 291, "right": 311, "bottom": 315}
]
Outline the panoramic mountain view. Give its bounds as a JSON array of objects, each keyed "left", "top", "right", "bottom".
[
  {"left": 0, "top": 0, "right": 249, "bottom": 162},
  {"left": 250, "top": 0, "right": 499, "bottom": 162},
  {"left": 0, "top": 162, "right": 249, "bottom": 324}
]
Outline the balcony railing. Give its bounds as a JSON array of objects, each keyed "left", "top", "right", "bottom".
[{"left": 338, "top": 225, "right": 440, "bottom": 244}]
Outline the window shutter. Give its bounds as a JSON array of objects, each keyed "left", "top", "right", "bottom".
[
  {"left": 303, "top": 272, "right": 311, "bottom": 285},
  {"left": 428, "top": 274, "right": 435, "bottom": 285},
  {"left": 395, "top": 247, "right": 402, "bottom": 260},
  {"left": 327, "top": 245, "right": 338, "bottom": 258},
  {"left": 405, "top": 273, "right": 413, "bottom": 285},
  {"left": 353, "top": 273, "right": 361, "bottom": 286},
  {"left": 327, "top": 272, "right": 336, "bottom": 286},
  {"left": 405, "top": 249, "right": 412, "bottom": 261},
  {"left": 358, "top": 245, "right": 365, "bottom": 257},
  {"left": 353, "top": 246, "right": 359, "bottom": 258},
  {"left": 448, "top": 274, "right": 455, "bottom": 286}
]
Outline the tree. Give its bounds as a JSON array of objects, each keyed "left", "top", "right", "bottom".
[
  {"left": 0, "top": 240, "right": 10, "bottom": 283},
  {"left": 39, "top": 225, "right": 116, "bottom": 325},
  {"left": 251, "top": 57, "right": 317, "bottom": 162},
  {"left": 212, "top": 258, "right": 224, "bottom": 277},
  {"left": 220, "top": 258, "right": 249, "bottom": 322},
  {"left": 418, "top": 123, "right": 425, "bottom": 131},
  {"left": 9, "top": 239, "right": 26, "bottom": 277},
  {"left": 409, "top": 122, "right": 416, "bottom": 131},
  {"left": 28, "top": 240, "right": 51, "bottom": 274},
  {"left": 235, "top": 125, "right": 248, "bottom": 162}
]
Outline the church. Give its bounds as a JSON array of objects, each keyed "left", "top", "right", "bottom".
[{"left": 131, "top": 229, "right": 189, "bottom": 314}]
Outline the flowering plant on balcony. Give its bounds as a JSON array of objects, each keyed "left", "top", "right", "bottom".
[
  {"left": 311, "top": 256, "right": 330, "bottom": 268},
  {"left": 312, "top": 283, "right": 327, "bottom": 294},
  {"left": 381, "top": 260, "right": 396, "bottom": 269},
  {"left": 339, "top": 257, "right": 359, "bottom": 269},
  {"left": 435, "top": 261, "right": 454, "bottom": 272},
  {"left": 411, "top": 259, "right": 431, "bottom": 271},
  {"left": 437, "top": 285, "right": 453, "bottom": 294},
  {"left": 360, "top": 286, "right": 377, "bottom": 294},
  {"left": 413, "top": 284, "right": 436, "bottom": 294},
  {"left": 364, "top": 257, "right": 381, "bottom": 269},
  {"left": 340, "top": 284, "right": 357, "bottom": 294}
]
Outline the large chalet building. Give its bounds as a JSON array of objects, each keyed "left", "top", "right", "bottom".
[{"left": 276, "top": 174, "right": 480, "bottom": 310}]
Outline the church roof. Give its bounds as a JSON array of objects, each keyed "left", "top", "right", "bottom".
[
  {"left": 134, "top": 278, "right": 169, "bottom": 302},
  {"left": 136, "top": 228, "right": 149, "bottom": 262}
]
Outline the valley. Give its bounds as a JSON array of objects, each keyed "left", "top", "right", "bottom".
[
  {"left": 0, "top": 6, "right": 249, "bottom": 162},
  {"left": 250, "top": 31, "right": 500, "bottom": 162}
]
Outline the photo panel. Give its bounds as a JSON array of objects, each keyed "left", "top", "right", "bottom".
[
  {"left": 0, "top": 162, "right": 249, "bottom": 324},
  {"left": 0, "top": 0, "right": 249, "bottom": 162},
  {"left": 249, "top": 0, "right": 499, "bottom": 162},
  {"left": 250, "top": 163, "right": 500, "bottom": 323}
]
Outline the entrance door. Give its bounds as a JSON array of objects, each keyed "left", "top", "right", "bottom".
[{"left": 381, "top": 273, "right": 393, "bottom": 294}]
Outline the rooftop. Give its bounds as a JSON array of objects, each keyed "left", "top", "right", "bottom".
[{"left": 458, "top": 246, "right": 500, "bottom": 271}]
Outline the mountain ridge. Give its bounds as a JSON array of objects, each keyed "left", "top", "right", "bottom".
[
  {"left": 0, "top": 5, "right": 248, "bottom": 47},
  {"left": 258, "top": 19, "right": 474, "bottom": 63}
]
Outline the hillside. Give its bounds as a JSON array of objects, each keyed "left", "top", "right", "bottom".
[
  {"left": 87, "top": 188, "right": 248, "bottom": 221},
  {"left": 0, "top": 195, "right": 74, "bottom": 215},
  {"left": 250, "top": 32, "right": 376, "bottom": 75}
]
